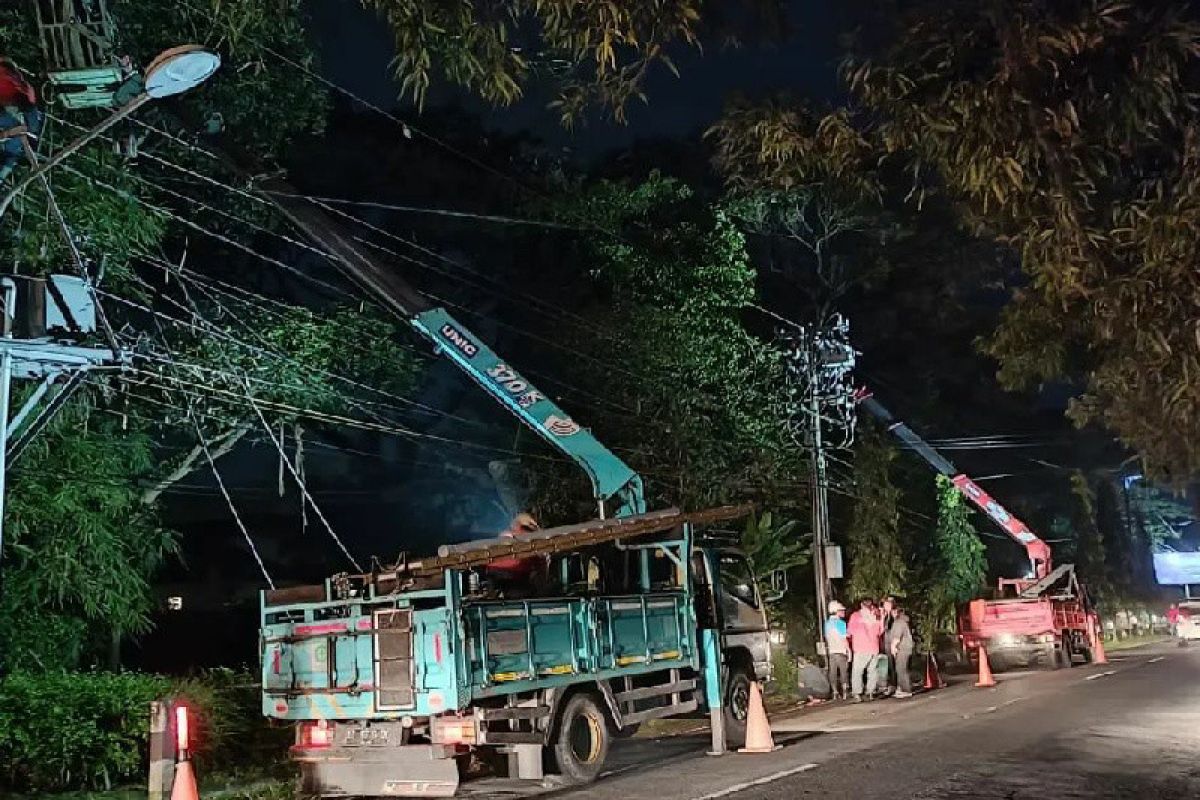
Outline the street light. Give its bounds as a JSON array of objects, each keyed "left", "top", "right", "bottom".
[{"left": 0, "top": 45, "right": 221, "bottom": 218}]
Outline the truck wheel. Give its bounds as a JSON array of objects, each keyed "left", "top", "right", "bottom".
[
  {"left": 1057, "top": 636, "right": 1073, "bottom": 668},
  {"left": 1044, "top": 644, "right": 1062, "bottom": 670},
  {"left": 552, "top": 693, "right": 610, "bottom": 784},
  {"left": 723, "top": 665, "right": 754, "bottom": 749}
]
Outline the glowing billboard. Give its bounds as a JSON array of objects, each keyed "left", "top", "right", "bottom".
[{"left": 1153, "top": 552, "right": 1200, "bottom": 585}]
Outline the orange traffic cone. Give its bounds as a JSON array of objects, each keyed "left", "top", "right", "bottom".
[
  {"left": 974, "top": 644, "right": 996, "bottom": 688},
  {"left": 738, "top": 681, "right": 780, "bottom": 753},
  {"left": 923, "top": 653, "right": 945, "bottom": 690},
  {"left": 170, "top": 759, "right": 199, "bottom": 800},
  {"left": 1090, "top": 621, "right": 1109, "bottom": 665}
]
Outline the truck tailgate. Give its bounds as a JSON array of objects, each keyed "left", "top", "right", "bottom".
[
  {"left": 962, "top": 598, "right": 1055, "bottom": 637},
  {"left": 262, "top": 606, "right": 454, "bottom": 720}
]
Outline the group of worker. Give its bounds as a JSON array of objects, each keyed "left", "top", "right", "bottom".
[{"left": 824, "top": 596, "right": 915, "bottom": 701}]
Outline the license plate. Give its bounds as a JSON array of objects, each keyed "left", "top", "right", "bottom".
[{"left": 343, "top": 727, "right": 390, "bottom": 746}]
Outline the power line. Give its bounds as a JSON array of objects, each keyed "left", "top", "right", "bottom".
[
  {"left": 190, "top": 409, "right": 275, "bottom": 588},
  {"left": 58, "top": 163, "right": 355, "bottom": 300},
  {"left": 262, "top": 190, "right": 589, "bottom": 231},
  {"left": 64, "top": 117, "right": 640, "bottom": 385},
  {"left": 240, "top": 377, "right": 361, "bottom": 572},
  {"left": 312, "top": 197, "right": 621, "bottom": 345}
]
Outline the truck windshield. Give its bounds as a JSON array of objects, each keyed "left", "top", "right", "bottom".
[{"left": 718, "top": 554, "right": 760, "bottom": 610}]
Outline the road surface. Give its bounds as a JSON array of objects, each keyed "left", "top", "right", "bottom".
[{"left": 461, "top": 641, "right": 1200, "bottom": 800}]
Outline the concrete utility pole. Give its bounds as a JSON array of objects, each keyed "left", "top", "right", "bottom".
[
  {"left": 808, "top": 386, "right": 832, "bottom": 637},
  {"left": 783, "top": 315, "right": 857, "bottom": 660}
]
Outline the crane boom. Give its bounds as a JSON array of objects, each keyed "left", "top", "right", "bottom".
[
  {"left": 857, "top": 392, "right": 1052, "bottom": 579},
  {"left": 259, "top": 178, "right": 645, "bottom": 519}
]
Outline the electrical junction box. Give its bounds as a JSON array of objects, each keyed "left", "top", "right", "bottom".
[{"left": 824, "top": 545, "right": 844, "bottom": 580}]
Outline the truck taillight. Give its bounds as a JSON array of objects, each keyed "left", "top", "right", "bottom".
[
  {"left": 300, "top": 720, "right": 333, "bottom": 749},
  {"left": 431, "top": 715, "right": 476, "bottom": 746}
]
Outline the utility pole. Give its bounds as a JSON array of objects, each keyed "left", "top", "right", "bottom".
[
  {"left": 783, "top": 314, "right": 857, "bottom": 660},
  {"left": 808, "top": 385, "right": 832, "bottom": 643}
]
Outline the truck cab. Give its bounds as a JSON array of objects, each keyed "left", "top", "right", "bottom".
[{"left": 692, "top": 545, "right": 775, "bottom": 743}]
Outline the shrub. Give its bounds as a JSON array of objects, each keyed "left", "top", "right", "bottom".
[
  {"left": 0, "top": 671, "right": 171, "bottom": 791},
  {"left": 0, "top": 669, "right": 289, "bottom": 794}
]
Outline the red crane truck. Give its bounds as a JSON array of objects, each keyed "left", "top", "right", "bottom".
[{"left": 858, "top": 392, "right": 1100, "bottom": 671}]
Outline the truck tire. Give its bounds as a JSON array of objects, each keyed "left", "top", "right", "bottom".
[
  {"left": 1043, "top": 643, "right": 1062, "bottom": 670},
  {"left": 552, "top": 693, "right": 610, "bottom": 784},
  {"left": 1057, "top": 635, "right": 1073, "bottom": 668},
  {"left": 723, "top": 665, "right": 754, "bottom": 749}
]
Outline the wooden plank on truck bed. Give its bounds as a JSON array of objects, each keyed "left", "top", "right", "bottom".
[
  {"left": 397, "top": 504, "right": 753, "bottom": 577},
  {"left": 264, "top": 505, "right": 754, "bottom": 605}
]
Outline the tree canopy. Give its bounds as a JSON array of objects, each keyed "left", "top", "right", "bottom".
[
  {"left": 364, "top": 0, "right": 783, "bottom": 126},
  {"left": 844, "top": 428, "right": 907, "bottom": 600},
  {"left": 710, "top": 0, "right": 1200, "bottom": 484},
  {"left": 524, "top": 173, "right": 809, "bottom": 520}
]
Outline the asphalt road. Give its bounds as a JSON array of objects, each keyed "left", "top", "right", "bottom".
[{"left": 461, "top": 641, "right": 1200, "bottom": 800}]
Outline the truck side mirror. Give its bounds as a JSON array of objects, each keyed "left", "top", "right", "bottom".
[{"left": 763, "top": 569, "right": 787, "bottom": 603}]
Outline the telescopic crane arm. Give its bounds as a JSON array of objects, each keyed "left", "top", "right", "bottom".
[
  {"left": 857, "top": 391, "right": 1052, "bottom": 579},
  {"left": 258, "top": 178, "right": 646, "bottom": 519}
]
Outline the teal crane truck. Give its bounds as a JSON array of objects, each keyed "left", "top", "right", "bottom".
[{"left": 254, "top": 189, "right": 783, "bottom": 796}]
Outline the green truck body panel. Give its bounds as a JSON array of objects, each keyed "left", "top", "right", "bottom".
[{"left": 261, "top": 535, "right": 702, "bottom": 723}]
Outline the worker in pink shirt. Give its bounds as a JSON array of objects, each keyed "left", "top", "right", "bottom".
[{"left": 847, "top": 598, "right": 884, "bottom": 701}]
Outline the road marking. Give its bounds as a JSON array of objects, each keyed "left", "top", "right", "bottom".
[
  {"left": 1148, "top": 656, "right": 1165, "bottom": 664},
  {"left": 691, "top": 763, "right": 819, "bottom": 800},
  {"left": 1084, "top": 670, "right": 1116, "bottom": 681}
]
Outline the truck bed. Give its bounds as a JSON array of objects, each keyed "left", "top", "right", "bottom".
[{"left": 261, "top": 584, "right": 698, "bottom": 721}]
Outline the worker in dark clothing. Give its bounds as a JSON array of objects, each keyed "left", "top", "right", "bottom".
[
  {"left": 889, "top": 604, "right": 915, "bottom": 699},
  {"left": 0, "top": 58, "right": 43, "bottom": 182},
  {"left": 880, "top": 596, "right": 897, "bottom": 696}
]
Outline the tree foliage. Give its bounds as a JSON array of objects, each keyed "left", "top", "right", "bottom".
[
  {"left": 1095, "top": 478, "right": 1133, "bottom": 598},
  {"left": 525, "top": 174, "right": 808, "bottom": 519},
  {"left": 0, "top": 395, "right": 176, "bottom": 670},
  {"left": 0, "top": 0, "right": 422, "bottom": 668},
  {"left": 711, "top": 1, "right": 1200, "bottom": 483},
  {"left": 1066, "top": 471, "right": 1109, "bottom": 599},
  {"left": 912, "top": 475, "right": 985, "bottom": 649},
  {"left": 931, "top": 476, "right": 987, "bottom": 604},
  {"left": 364, "top": 0, "right": 707, "bottom": 125},
  {"left": 741, "top": 510, "right": 809, "bottom": 577},
  {"left": 844, "top": 427, "right": 907, "bottom": 599}
]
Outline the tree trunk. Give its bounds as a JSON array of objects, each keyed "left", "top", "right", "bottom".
[
  {"left": 108, "top": 627, "right": 121, "bottom": 671},
  {"left": 141, "top": 422, "right": 251, "bottom": 506}
]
